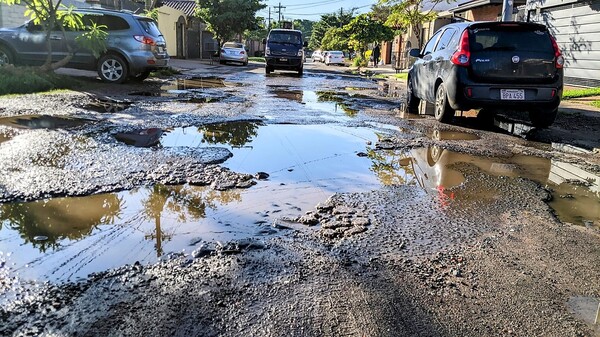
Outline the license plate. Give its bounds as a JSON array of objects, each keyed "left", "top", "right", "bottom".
[
  {"left": 158, "top": 47, "right": 164, "bottom": 53},
  {"left": 500, "top": 89, "right": 525, "bottom": 100},
  {"left": 279, "top": 58, "right": 288, "bottom": 62}
]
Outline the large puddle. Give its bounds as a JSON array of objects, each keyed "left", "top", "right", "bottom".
[
  {"left": 1, "top": 122, "right": 598, "bottom": 283},
  {"left": 0, "top": 115, "right": 92, "bottom": 129},
  {"left": 270, "top": 88, "right": 358, "bottom": 117}
]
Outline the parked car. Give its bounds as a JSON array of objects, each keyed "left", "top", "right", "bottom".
[
  {"left": 324, "top": 50, "right": 345, "bottom": 66},
  {"left": 312, "top": 50, "right": 324, "bottom": 62},
  {"left": 0, "top": 8, "right": 169, "bottom": 83},
  {"left": 406, "top": 21, "right": 563, "bottom": 127},
  {"left": 263, "top": 29, "right": 307, "bottom": 75},
  {"left": 220, "top": 42, "right": 248, "bottom": 66}
]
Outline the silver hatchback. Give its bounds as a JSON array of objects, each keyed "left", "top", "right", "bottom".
[{"left": 0, "top": 8, "right": 169, "bottom": 83}]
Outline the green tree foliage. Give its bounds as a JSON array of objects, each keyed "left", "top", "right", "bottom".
[
  {"left": 309, "top": 10, "right": 354, "bottom": 50},
  {"left": 0, "top": 0, "right": 107, "bottom": 71},
  {"left": 320, "top": 27, "right": 348, "bottom": 51},
  {"left": 195, "top": 0, "right": 266, "bottom": 47},
  {"left": 292, "top": 19, "right": 314, "bottom": 38},
  {"left": 344, "top": 13, "right": 394, "bottom": 56},
  {"left": 381, "top": 0, "right": 450, "bottom": 48}
]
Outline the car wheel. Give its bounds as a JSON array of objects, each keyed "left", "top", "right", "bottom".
[
  {"left": 406, "top": 77, "right": 420, "bottom": 114},
  {"left": 298, "top": 66, "right": 303, "bottom": 76},
  {"left": 265, "top": 66, "right": 272, "bottom": 74},
  {"left": 98, "top": 54, "right": 128, "bottom": 84},
  {"left": 0, "top": 45, "right": 13, "bottom": 66},
  {"left": 219, "top": 60, "right": 225, "bottom": 65},
  {"left": 434, "top": 83, "right": 454, "bottom": 123},
  {"left": 529, "top": 107, "right": 558, "bottom": 128},
  {"left": 130, "top": 70, "right": 151, "bottom": 82},
  {"left": 243, "top": 61, "right": 248, "bottom": 66}
]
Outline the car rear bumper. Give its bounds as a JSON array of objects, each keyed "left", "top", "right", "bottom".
[
  {"left": 221, "top": 54, "right": 248, "bottom": 62},
  {"left": 446, "top": 68, "right": 562, "bottom": 111},
  {"left": 128, "top": 51, "right": 169, "bottom": 73},
  {"left": 266, "top": 56, "right": 302, "bottom": 70}
]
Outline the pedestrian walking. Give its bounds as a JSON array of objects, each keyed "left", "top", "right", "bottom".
[{"left": 372, "top": 44, "right": 381, "bottom": 68}]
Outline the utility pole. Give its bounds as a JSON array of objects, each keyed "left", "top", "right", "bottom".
[
  {"left": 274, "top": 2, "right": 286, "bottom": 26},
  {"left": 268, "top": 7, "right": 271, "bottom": 30},
  {"left": 501, "top": 0, "right": 513, "bottom": 21},
  {"left": 340, "top": 8, "right": 343, "bottom": 28}
]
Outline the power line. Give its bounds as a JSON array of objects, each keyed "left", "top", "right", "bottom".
[{"left": 285, "top": 0, "right": 347, "bottom": 8}]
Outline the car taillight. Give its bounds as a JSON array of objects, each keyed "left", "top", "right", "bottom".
[
  {"left": 451, "top": 30, "right": 470, "bottom": 66},
  {"left": 550, "top": 36, "right": 564, "bottom": 69},
  {"left": 134, "top": 35, "right": 156, "bottom": 46},
  {"left": 240, "top": 51, "right": 245, "bottom": 55},
  {"left": 221, "top": 49, "right": 225, "bottom": 54}
]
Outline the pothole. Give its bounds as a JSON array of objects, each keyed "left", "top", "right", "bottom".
[
  {"left": 429, "top": 129, "right": 481, "bottom": 141},
  {"left": 0, "top": 115, "right": 94, "bottom": 129},
  {"left": 82, "top": 97, "right": 133, "bottom": 113},
  {"left": 269, "top": 88, "right": 358, "bottom": 116}
]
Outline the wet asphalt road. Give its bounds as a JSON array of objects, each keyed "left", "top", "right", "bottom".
[{"left": 1, "top": 61, "right": 600, "bottom": 336}]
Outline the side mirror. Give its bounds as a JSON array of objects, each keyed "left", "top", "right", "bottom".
[
  {"left": 409, "top": 48, "right": 421, "bottom": 58},
  {"left": 303, "top": 41, "right": 308, "bottom": 47},
  {"left": 262, "top": 38, "right": 266, "bottom": 44}
]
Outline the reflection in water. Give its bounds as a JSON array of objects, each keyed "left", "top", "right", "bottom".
[
  {"left": 0, "top": 115, "right": 92, "bottom": 129},
  {"left": 197, "top": 121, "right": 262, "bottom": 147},
  {"left": 83, "top": 99, "right": 132, "bottom": 113},
  {"left": 269, "top": 88, "right": 358, "bottom": 117},
  {"left": 366, "top": 148, "right": 417, "bottom": 186},
  {"left": 0, "top": 194, "right": 123, "bottom": 252},
  {"left": 161, "top": 77, "right": 227, "bottom": 91},
  {"left": 0, "top": 185, "right": 242, "bottom": 281},
  {"left": 430, "top": 129, "right": 480, "bottom": 141},
  {"left": 409, "top": 147, "right": 600, "bottom": 226}
]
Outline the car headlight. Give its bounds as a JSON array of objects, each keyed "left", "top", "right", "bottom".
[
  {"left": 265, "top": 47, "right": 270, "bottom": 56},
  {"left": 297, "top": 50, "right": 303, "bottom": 57}
]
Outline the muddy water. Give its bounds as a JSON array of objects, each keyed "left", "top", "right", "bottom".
[
  {"left": 0, "top": 115, "right": 92, "bottom": 129},
  {"left": 270, "top": 89, "right": 358, "bottom": 117},
  {"left": 429, "top": 129, "right": 480, "bottom": 141},
  {"left": 409, "top": 147, "right": 600, "bottom": 227},
  {"left": 1, "top": 123, "right": 415, "bottom": 282}
]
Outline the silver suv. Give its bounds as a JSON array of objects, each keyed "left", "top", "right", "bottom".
[{"left": 0, "top": 8, "right": 169, "bottom": 83}]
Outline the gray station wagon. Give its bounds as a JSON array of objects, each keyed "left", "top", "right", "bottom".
[{"left": 0, "top": 8, "right": 169, "bottom": 83}]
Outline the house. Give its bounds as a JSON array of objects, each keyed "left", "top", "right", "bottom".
[
  {"left": 526, "top": 0, "right": 600, "bottom": 87},
  {"left": 157, "top": 0, "right": 217, "bottom": 59}
]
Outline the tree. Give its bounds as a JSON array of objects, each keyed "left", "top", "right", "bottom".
[
  {"left": 195, "top": 0, "right": 266, "bottom": 47},
  {"left": 344, "top": 13, "right": 394, "bottom": 56},
  {"left": 309, "top": 10, "right": 354, "bottom": 50},
  {"left": 320, "top": 27, "right": 349, "bottom": 51},
  {"left": 382, "top": 0, "right": 450, "bottom": 48},
  {"left": 0, "top": 0, "right": 107, "bottom": 71},
  {"left": 292, "top": 19, "right": 314, "bottom": 39}
]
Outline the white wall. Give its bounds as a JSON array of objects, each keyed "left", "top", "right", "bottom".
[{"left": 0, "top": 4, "right": 27, "bottom": 28}]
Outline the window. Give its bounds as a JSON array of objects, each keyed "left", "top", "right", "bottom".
[
  {"left": 435, "top": 28, "right": 456, "bottom": 52},
  {"left": 422, "top": 30, "right": 442, "bottom": 55},
  {"left": 136, "top": 18, "right": 160, "bottom": 36},
  {"left": 83, "top": 14, "right": 130, "bottom": 31}
]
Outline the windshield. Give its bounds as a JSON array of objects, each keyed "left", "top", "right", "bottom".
[
  {"left": 470, "top": 27, "right": 553, "bottom": 53},
  {"left": 137, "top": 18, "right": 162, "bottom": 37},
  {"left": 268, "top": 32, "right": 302, "bottom": 45},
  {"left": 224, "top": 42, "right": 244, "bottom": 49}
]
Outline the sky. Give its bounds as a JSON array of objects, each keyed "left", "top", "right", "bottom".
[{"left": 259, "top": 0, "right": 376, "bottom": 22}]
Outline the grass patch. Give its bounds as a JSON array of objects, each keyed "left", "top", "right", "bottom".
[
  {"left": 151, "top": 67, "right": 181, "bottom": 77},
  {"left": 590, "top": 101, "right": 600, "bottom": 109},
  {"left": 372, "top": 74, "right": 388, "bottom": 79},
  {"left": 249, "top": 57, "right": 265, "bottom": 63},
  {"left": 562, "top": 87, "right": 600, "bottom": 99},
  {"left": 0, "top": 65, "right": 75, "bottom": 95},
  {"left": 392, "top": 73, "right": 408, "bottom": 80}
]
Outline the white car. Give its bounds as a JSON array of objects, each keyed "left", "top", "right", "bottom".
[
  {"left": 324, "top": 51, "right": 345, "bottom": 66},
  {"left": 312, "top": 50, "right": 324, "bottom": 62},
  {"left": 220, "top": 42, "right": 248, "bottom": 66}
]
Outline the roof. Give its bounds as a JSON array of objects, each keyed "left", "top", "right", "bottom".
[
  {"left": 161, "top": 0, "right": 197, "bottom": 16},
  {"left": 450, "top": 0, "right": 526, "bottom": 12}
]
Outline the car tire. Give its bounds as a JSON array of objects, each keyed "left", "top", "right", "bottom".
[
  {"left": 0, "top": 45, "right": 14, "bottom": 66},
  {"left": 434, "top": 83, "right": 454, "bottom": 123},
  {"left": 219, "top": 60, "right": 225, "bottom": 65},
  {"left": 243, "top": 61, "right": 248, "bottom": 66},
  {"left": 406, "top": 77, "right": 420, "bottom": 114},
  {"left": 265, "top": 66, "right": 272, "bottom": 74},
  {"left": 298, "top": 66, "right": 303, "bottom": 76},
  {"left": 529, "top": 107, "right": 558, "bottom": 128},
  {"left": 130, "top": 70, "right": 151, "bottom": 82},
  {"left": 97, "top": 54, "right": 128, "bottom": 84}
]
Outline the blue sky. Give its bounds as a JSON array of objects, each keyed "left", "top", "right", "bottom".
[{"left": 259, "top": 0, "right": 376, "bottom": 22}]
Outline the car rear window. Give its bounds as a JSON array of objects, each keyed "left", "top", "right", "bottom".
[
  {"left": 224, "top": 43, "right": 244, "bottom": 48},
  {"left": 470, "top": 25, "right": 553, "bottom": 53},
  {"left": 329, "top": 51, "right": 343, "bottom": 55},
  {"left": 268, "top": 32, "right": 302, "bottom": 45},
  {"left": 137, "top": 18, "right": 162, "bottom": 37}
]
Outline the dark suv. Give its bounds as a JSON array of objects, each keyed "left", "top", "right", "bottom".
[
  {"left": 264, "top": 29, "right": 307, "bottom": 75},
  {"left": 406, "top": 21, "right": 563, "bottom": 127},
  {"left": 0, "top": 8, "right": 169, "bottom": 83}
]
